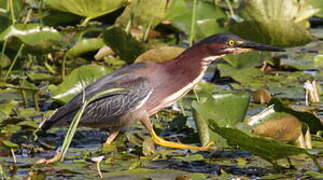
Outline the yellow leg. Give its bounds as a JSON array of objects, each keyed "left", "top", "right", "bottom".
[
  {"left": 35, "top": 152, "right": 62, "bottom": 164},
  {"left": 141, "top": 115, "right": 215, "bottom": 151},
  {"left": 104, "top": 130, "right": 120, "bottom": 145}
]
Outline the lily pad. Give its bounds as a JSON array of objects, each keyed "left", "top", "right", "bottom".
[
  {"left": 314, "top": 54, "right": 323, "bottom": 68},
  {"left": 192, "top": 92, "right": 250, "bottom": 146},
  {"left": 46, "top": 0, "right": 127, "bottom": 24},
  {"left": 1, "top": 140, "right": 19, "bottom": 148},
  {"left": 208, "top": 121, "right": 311, "bottom": 162},
  {"left": 67, "top": 38, "right": 105, "bottom": 57},
  {"left": 48, "top": 64, "right": 112, "bottom": 104},
  {"left": 230, "top": 0, "right": 319, "bottom": 47},
  {"left": 0, "top": 53, "right": 10, "bottom": 68},
  {"left": 0, "top": 100, "right": 18, "bottom": 122},
  {"left": 103, "top": 27, "right": 146, "bottom": 64},
  {"left": 166, "top": 0, "right": 227, "bottom": 40},
  {"left": 309, "top": 0, "right": 323, "bottom": 17},
  {"left": 269, "top": 98, "right": 323, "bottom": 133},
  {"left": 116, "top": 0, "right": 169, "bottom": 29},
  {"left": 223, "top": 51, "right": 271, "bottom": 69},
  {"left": 135, "top": 46, "right": 185, "bottom": 63},
  {"left": 0, "top": 24, "right": 63, "bottom": 54},
  {"left": 247, "top": 106, "right": 303, "bottom": 143}
]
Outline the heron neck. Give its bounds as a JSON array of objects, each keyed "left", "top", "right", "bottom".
[{"left": 162, "top": 45, "right": 223, "bottom": 79}]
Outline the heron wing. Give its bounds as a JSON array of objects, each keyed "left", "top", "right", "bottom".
[{"left": 41, "top": 63, "right": 152, "bottom": 130}]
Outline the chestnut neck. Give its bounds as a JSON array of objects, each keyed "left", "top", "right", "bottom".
[{"left": 162, "top": 44, "right": 224, "bottom": 77}]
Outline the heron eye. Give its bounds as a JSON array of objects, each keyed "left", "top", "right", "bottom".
[{"left": 227, "top": 40, "right": 236, "bottom": 46}]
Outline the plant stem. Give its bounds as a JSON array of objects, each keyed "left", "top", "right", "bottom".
[
  {"left": 62, "top": 54, "right": 67, "bottom": 80},
  {"left": 0, "top": 40, "right": 7, "bottom": 80},
  {"left": 81, "top": 17, "right": 91, "bottom": 26},
  {"left": 60, "top": 88, "right": 126, "bottom": 161},
  {"left": 9, "top": 0, "right": 16, "bottom": 24},
  {"left": 4, "top": 44, "right": 24, "bottom": 81},
  {"left": 224, "top": 0, "right": 235, "bottom": 17},
  {"left": 33, "top": 91, "right": 40, "bottom": 112},
  {"left": 143, "top": 18, "right": 153, "bottom": 41},
  {"left": 125, "top": 19, "right": 132, "bottom": 34},
  {"left": 189, "top": 0, "right": 197, "bottom": 46}
]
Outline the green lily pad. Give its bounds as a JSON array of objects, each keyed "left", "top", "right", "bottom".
[
  {"left": 192, "top": 92, "right": 250, "bottom": 147},
  {"left": 43, "top": 10, "right": 81, "bottom": 26},
  {"left": 0, "top": 100, "right": 18, "bottom": 122},
  {"left": 269, "top": 98, "right": 323, "bottom": 133},
  {"left": 208, "top": 121, "right": 312, "bottom": 162},
  {"left": 1, "top": 140, "right": 19, "bottom": 148},
  {"left": 103, "top": 27, "right": 146, "bottom": 64},
  {"left": 166, "top": 0, "right": 227, "bottom": 40},
  {"left": 48, "top": 64, "right": 112, "bottom": 104},
  {"left": 116, "top": 0, "right": 169, "bottom": 29},
  {"left": 309, "top": 0, "right": 323, "bottom": 17},
  {"left": 135, "top": 46, "right": 185, "bottom": 63},
  {"left": 0, "top": 53, "right": 10, "bottom": 68},
  {"left": 67, "top": 38, "right": 105, "bottom": 57},
  {"left": 223, "top": 51, "right": 271, "bottom": 69},
  {"left": 0, "top": 24, "right": 63, "bottom": 54},
  {"left": 230, "top": 0, "right": 319, "bottom": 47},
  {"left": 314, "top": 54, "right": 323, "bottom": 68},
  {"left": 46, "top": 0, "right": 127, "bottom": 23},
  {"left": 0, "top": 0, "right": 24, "bottom": 23}
]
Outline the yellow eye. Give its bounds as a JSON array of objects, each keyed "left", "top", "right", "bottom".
[{"left": 227, "top": 40, "right": 235, "bottom": 46}]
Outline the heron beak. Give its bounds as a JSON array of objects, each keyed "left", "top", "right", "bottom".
[{"left": 238, "top": 41, "right": 285, "bottom": 52}]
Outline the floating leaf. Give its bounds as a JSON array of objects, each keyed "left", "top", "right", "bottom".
[
  {"left": 0, "top": 100, "right": 18, "bottom": 116},
  {"left": 67, "top": 38, "right": 105, "bottom": 57},
  {"left": 46, "top": 0, "right": 127, "bottom": 23},
  {"left": 230, "top": 0, "right": 320, "bottom": 47},
  {"left": 247, "top": 106, "right": 303, "bottom": 143},
  {"left": 0, "top": 24, "right": 63, "bottom": 54},
  {"left": 314, "top": 54, "right": 323, "bottom": 68},
  {"left": 223, "top": 51, "right": 270, "bottom": 69},
  {"left": 2, "top": 140, "right": 19, "bottom": 148},
  {"left": 116, "top": 0, "right": 169, "bottom": 29},
  {"left": 166, "top": 0, "right": 226, "bottom": 39},
  {"left": 135, "top": 46, "right": 185, "bottom": 63},
  {"left": 0, "top": 53, "right": 10, "bottom": 68},
  {"left": 192, "top": 92, "right": 250, "bottom": 146},
  {"left": 269, "top": 98, "right": 323, "bottom": 133},
  {"left": 103, "top": 27, "right": 146, "bottom": 64},
  {"left": 309, "top": 0, "right": 323, "bottom": 17},
  {"left": 48, "top": 64, "right": 112, "bottom": 104},
  {"left": 208, "top": 121, "right": 310, "bottom": 162}
]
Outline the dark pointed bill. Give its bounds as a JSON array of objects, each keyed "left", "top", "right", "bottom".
[{"left": 238, "top": 41, "right": 285, "bottom": 52}]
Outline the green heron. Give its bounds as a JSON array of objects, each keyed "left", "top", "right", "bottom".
[{"left": 40, "top": 33, "right": 284, "bottom": 151}]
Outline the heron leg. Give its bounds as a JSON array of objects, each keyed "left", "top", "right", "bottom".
[
  {"left": 140, "top": 115, "right": 215, "bottom": 151},
  {"left": 104, "top": 129, "right": 120, "bottom": 145}
]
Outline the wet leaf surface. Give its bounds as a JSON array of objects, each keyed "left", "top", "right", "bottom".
[
  {"left": 49, "top": 64, "right": 112, "bottom": 104},
  {"left": 46, "top": 0, "right": 127, "bottom": 20},
  {"left": 193, "top": 92, "right": 250, "bottom": 147},
  {"left": 135, "top": 46, "right": 185, "bottom": 63},
  {"left": 67, "top": 38, "right": 105, "bottom": 57},
  {"left": 103, "top": 27, "right": 146, "bottom": 64},
  {"left": 166, "top": 0, "right": 227, "bottom": 39},
  {"left": 208, "top": 121, "right": 310, "bottom": 162},
  {"left": 116, "top": 0, "right": 169, "bottom": 30},
  {"left": 0, "top": 24, "right": 63, "bottom": 54},
  {"left": 230, "top": 0, "right": 319, "bottom": 47}
]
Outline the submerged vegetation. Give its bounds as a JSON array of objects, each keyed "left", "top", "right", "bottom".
[{"left": 0, "top": 0, "right": 322, "bottom": 179}]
